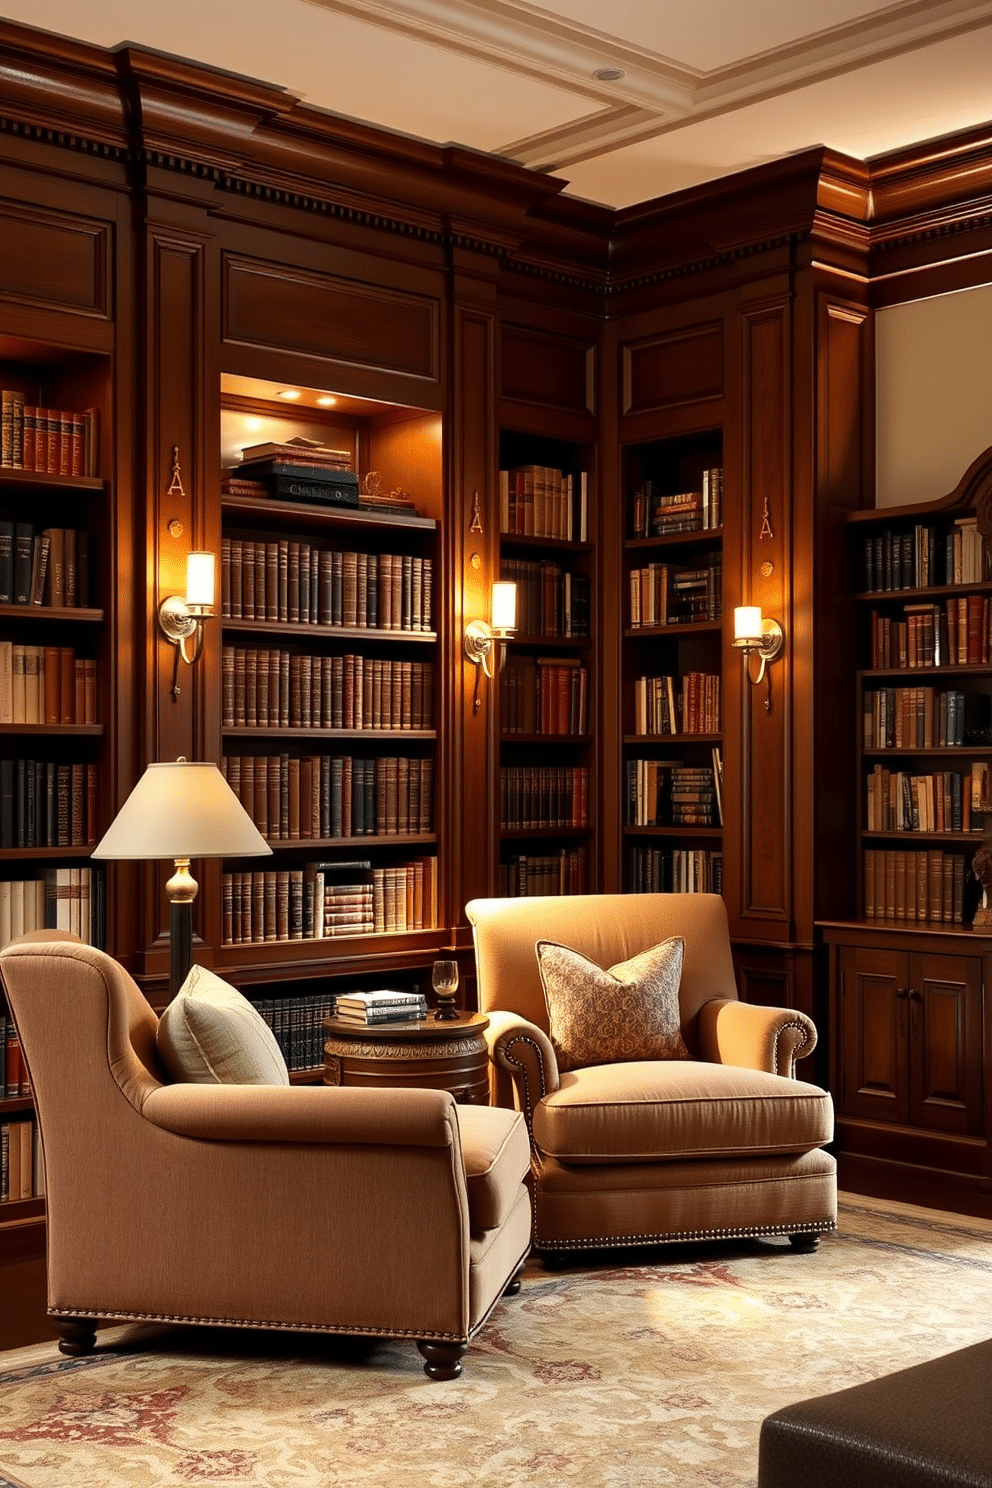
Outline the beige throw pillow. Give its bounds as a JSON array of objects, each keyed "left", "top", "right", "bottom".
[
  {"left": 536, "top": 937, "right": 689, "bottom": 1072},
  {"left": 157, "top": 964, "right": 290, "bottom": 1085}
]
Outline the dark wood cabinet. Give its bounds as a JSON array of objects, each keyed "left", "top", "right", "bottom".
[{"left": 836, "top": 941, "right": 983, "bottom": 1137}]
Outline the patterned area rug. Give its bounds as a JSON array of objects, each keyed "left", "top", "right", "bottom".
[{"left": 1, "top": 1194, "right": 991, "bottom": 1488}]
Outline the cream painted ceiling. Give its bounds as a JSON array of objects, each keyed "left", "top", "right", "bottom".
[{"left": 4, "top": 0, "right": 992, "bottom": 208}]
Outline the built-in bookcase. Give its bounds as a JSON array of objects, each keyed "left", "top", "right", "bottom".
[
  {"left": 0, "top": 335, "right": 113, "bottom": 1232},
  {"left": 497, "top": 428, "right": 595, "bottom": 897},
  {"left": 621, "top": 428, "right": 724, "bottom": 896},
  {"left": 213, "top": 375, "right": 445, "bottom": 1073}
]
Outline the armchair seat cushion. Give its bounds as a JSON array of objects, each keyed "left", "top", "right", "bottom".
[
  {"left": 532, "top": 1060, "right": 833, "bottom": 1165},
  {"left": 457, "top": 1104, "right": 531, "bottom": 1231}
]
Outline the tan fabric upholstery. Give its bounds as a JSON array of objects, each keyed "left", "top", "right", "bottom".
[
  {"left": 466, "top": 893, "right": 837, "bottom": 1253},
  {"left": 0, "top": 936, "right": 531, "bottom": 1377}
]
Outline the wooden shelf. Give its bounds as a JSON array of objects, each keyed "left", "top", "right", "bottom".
[
  {"left": 624, "top": 732, "right": 722, "bottom": 745},
  {"left": 623, "top": 824, "right": 723, "bottom": 838},
  {"left": 222, "top": 493, "right": 437, "bottom": 532},
  {"left": 0, "top": 604, "right": 103, "bottom": 623},
  {"left": 625, "top": 620, "right": 722, "bottom": 638},
  {"left": 500, "top": 825, "right": 592, "bottom": 840},
  {"left": 625, "top": 527, "right": 723, "bottom": 550},
  {"left": 222, "top": 727, "right": 436, "bottom": 741},
  {"left": 259, "top": 833, "right": 437, "bottom": 851},
  {"left": 0, "top": 723, "right": 103, "bottom": 736},
  {"left": 221, "top": 619, "right": 436, "bottom": 643},
  {"left": 0, "top": 469, "right": 103, "bottom": 494}
]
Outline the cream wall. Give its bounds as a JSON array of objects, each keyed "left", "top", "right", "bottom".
[{"left": 875, "top": 281, "right": 992, "bottom": 507}]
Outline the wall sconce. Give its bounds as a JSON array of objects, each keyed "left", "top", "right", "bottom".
[
  {"left": 159, "top": 551, "right": 216, "bottom": 698},
  {"left": 733, "top": 606, "right": 784, "bottom": 712},
  {"left": 465, "top": 581, "right": 517, "bottom": 713}
]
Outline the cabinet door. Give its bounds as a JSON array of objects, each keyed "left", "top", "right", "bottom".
[
  {"left": 838, "top": 946, "right": 910, "bottom": 1125},
  {"left": 908, "top": 953, "right": 983, "bottom": 1136}
]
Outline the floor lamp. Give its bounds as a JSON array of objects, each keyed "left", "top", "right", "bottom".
[{"left": 92, "top": 759, "right": 272, "bottom": 997}]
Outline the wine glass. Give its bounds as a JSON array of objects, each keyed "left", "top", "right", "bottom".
[{"left": 432, "top": 959, "right": 460, "bottom": 1021}]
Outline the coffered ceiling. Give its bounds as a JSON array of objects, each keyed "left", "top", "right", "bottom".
[{"left": 4, "top": 0, "right": 991, "bottom": 207}]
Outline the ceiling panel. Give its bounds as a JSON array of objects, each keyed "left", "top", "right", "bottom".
[
  {"left": 535, "top": 0, "right": 898, "bottom": 70},
  {"left": 560, "top": 24, "right": 992, "bottom": 208}
]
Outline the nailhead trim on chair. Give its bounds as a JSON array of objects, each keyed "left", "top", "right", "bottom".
[
  {"left": 533, "top": 1217, "right": 837, "bottom": 1251},
  {"left": 48, "top": 1307, "right": 468, "bottom": 1343},
  {"left": 772, "top": 1019, "right": 811, "bottom": 1077}
]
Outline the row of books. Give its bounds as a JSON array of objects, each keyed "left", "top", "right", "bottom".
[
  {"left": 251, "top": 992, "right": 337, "bottom": 1072},
  {"left": 499, "top": 465, "right": 588, "bottom": 542},
  {"left": 0, "top": 524, "right": 91, "bottom": 608},
  {"left": 861, "top": 519, "right": 986, "bottom": 593},
  {"left": 499, "top": 657, "right": 588, "bottom": 736},
  {"left": 0, "top": 645, "right": 98, "bottom": 726},
  {"left": 865, "top": 765, "right": 989, "bottom": 834},
  {"left": 627, "top": 846, "right": 724, "bottom": 895},
  {"left": 2, "top": 1018, "right": 28, "bottom": 1098},
  {"left": 500, "top": 766, "right": 589, "bottom": 831},
  {"left": 221, "top": 857, "right": 438, "bottom": 944},
  {"left": 633, "top": 672, "right": 720, "bottom": 735},
  {"left": 0, "top": 392, "right": 98, "bottom": 477},
  {"left": 630, "top": 468, "right": 723, "bottom": 538},
  {"left": 869, "top": 598, "right": 992, "bottom": 670},
  {"left": 863, "top": 687, "right": 990, "bottom": 749},
  {"left": 222, "top": 539, "right": 433, "bottom": 632},
  {"left": 625, "top": 753, "right": 724, "bottom": 828},
  {"left": 1, "top": 759, "right": 98, "bottom": 850},
  {"left": 0, "top": 1118, "right": 44, "bottom": 1204},
  {"left": 629, "top": 555, "right": 722, "bottom": 627},
  {"left": 222, "top": 649, "right": 433, "bottom": 732},
  {"left": 498, "top": 558, "right": 590, "bottom": 638},
  {"left": 863, "top": 848, "right": 970, "bottom": 923},
  {"left": 222, "top": 753, "right": 433, "bottom": 840},
  {"left": 333, "top": 989, "right": 427, "bottom": 1026},
  {"left": 498, "top": 846, "right": 589, "bottom": 898},
  {"left": 0, "top": 867, "right": 106, "bottom": 951}
]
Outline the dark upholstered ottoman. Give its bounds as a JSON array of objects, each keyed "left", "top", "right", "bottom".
[{"left": 758, "top": 1338, "right": 992, "bottom": 1488}]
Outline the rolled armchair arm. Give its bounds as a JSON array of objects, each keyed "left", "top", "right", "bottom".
[
  {"left": 142, "top": 1082, "right": 458, "bottom": 1147},
  {"left": 697, "top": 998, "right": 817, "bottom": 1078},
  {"left": 484, "top": 1010, "right": 560, "bottom": 1121}
]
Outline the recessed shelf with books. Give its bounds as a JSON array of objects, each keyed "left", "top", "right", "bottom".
[
  {"left": 216, "top": 375, "right": 444, "bottom": 977},
  {"left": 621, "top": 428, "right": 724, "bottom": 896},
  {"left": 497, "top": 429, "right": 594, "bottom": 898},
  {"left": 0, "top": 339, "right": 111, "bottom": 954}
]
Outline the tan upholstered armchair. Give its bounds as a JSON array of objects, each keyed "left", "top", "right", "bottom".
[
  {"left": 0, "top": 933, "right": 531, "bottom": 1379},
  {"left": 466, "top": 893, "right": 836, "bottom": 1258}
]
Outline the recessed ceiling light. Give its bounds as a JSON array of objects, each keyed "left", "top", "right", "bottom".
[
  {"left": 594, "top": 67, "right": 625, "bottom": 81},
  {"left": 278, "top": 389, "right": 302, "bottom": 400},
  {"left": 316, "top": 395, "right": 337, "bottom": 407}
]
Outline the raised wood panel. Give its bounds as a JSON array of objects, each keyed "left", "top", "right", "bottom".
[
  {"left": 839, "top": 946, "right": 908, "bottom": 1123},
  {"left": 739, "top": 303, "right": 790, "bottom": 926},
  {"left": 501, "top": 324, "right": 595, "bottom": 415},
  {"left": 818, "top": 302, "right": 869, "bottom": 510},
  {"left": 911, "top": 955, "right": 983, "bottom": 1136},
  {"left": 223, "top": 257, "right": 439, "bottom": 384},
  {"left": 0, "top": 205, "right": 109, "bottom": 318},
  {"left": 622, "top": 323, "right": 722, "bottom": 416}
]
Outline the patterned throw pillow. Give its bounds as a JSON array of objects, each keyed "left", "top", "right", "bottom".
[
  {"left": 536, "top": 937, "right": 689, "bottom": 1072},
  {"left": 157, "top": 964, "right": 290, "bottom": 1085}
]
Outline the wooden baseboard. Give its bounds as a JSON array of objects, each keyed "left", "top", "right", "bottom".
[{"left": 839, "top": 1153, "right": 992, "bottom": 1221}]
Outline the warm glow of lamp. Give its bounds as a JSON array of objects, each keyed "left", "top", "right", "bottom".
[
  {"left": 491, "top": 581, "right": 517, "bottom": 634},
  {"left": 733, "top": 606, "right": 763, "bottom": 645},
  {"left": 185, "top": 551, "right": 215, "bottom": 613},
  {"left": 92, "top": 760, "right": 272, "bottom": 997},
  {"left": 732, "top": 605, "right": 784, "bottom": 711},
  {"left": 465, "top": 582, "right": 518, "bottom": 713}
]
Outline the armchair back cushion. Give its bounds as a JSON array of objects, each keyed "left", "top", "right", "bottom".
[
  {"left": 469, "top": 893, "right": 737, "bottom": 1054},
  {"left": 157, "top": 964, "right": 290, "bottom": 1086}
]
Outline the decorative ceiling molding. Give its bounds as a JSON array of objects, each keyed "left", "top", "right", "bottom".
[{"left": 317, "top": 0, "right": 992, "bottom": 173}]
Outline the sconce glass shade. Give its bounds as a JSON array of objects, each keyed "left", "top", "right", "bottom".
[
  {"left": 733, "top": 606, "right": 764, "bottom": 645},
  {"left": 491, "top": 581, "right": 517, "bottom": 633},
  {"left": 185, "top": 551, "right": 215, "bottom": 613}
]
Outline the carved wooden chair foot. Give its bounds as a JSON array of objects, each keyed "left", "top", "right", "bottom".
[
  {"left": 503, "top": 1261, "right": 526, "bottom": 1296},
  {"left": 416, "top": 1340, "right": 468, "bottom": 1380},
  {"left": 789, "top": 1232, "right": 821, "bottom": 1253},
  {"left": 57, "top": 1317, "right": 98, "bottom": 1356}
]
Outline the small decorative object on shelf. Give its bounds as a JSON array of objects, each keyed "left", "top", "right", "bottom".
[
  {"left": 432, "top": 958, "right": 459, "bottom": 1021},
  {"left": 970, "top": 833, "right": 992, "bottom": 926}
]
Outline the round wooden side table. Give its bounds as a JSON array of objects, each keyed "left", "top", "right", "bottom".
[{"left": 322, "top": 1011, "right": 490, "bottom": 1104}]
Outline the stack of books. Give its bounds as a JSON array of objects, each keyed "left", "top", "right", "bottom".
[
  {"left": 233, "top": 437, "right": 359, "bottom": 508},
  {"left": 333, "top": 989, "right": 428, "bottom": 1025}
]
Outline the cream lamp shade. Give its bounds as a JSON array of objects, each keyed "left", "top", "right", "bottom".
[
  {"left": 92, "top": 760, "right": 270, "bottom": 862},
  {"left": 92, "top": 759, "right": 271, "bottom": 996}
]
